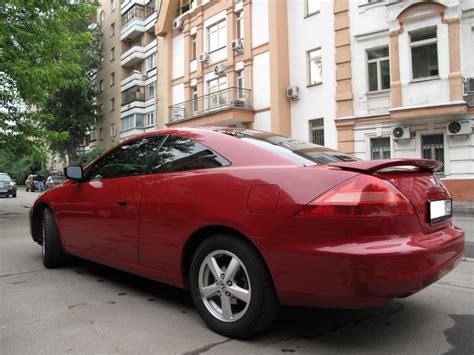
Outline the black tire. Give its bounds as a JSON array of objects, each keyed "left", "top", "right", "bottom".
[
  {"left": 26, "top": 187, "right": 29, "bottom": 192},
  {"left": 12, "top": 193, "right": 16, "bottom": 198},
  {"left": 42, "top": 208, "right": 68, "bottom": 268},
  {"left": 189, "top": 234, "right": 280, "bottom": 338}
]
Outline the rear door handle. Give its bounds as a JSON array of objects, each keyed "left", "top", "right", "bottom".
[{"left": 117, "top": 201, "right": 128, "bottom": 206}]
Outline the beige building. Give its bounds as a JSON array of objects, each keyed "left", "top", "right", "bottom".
[{"left": 88, "top": 0, "right": 161, "bottom": 151}]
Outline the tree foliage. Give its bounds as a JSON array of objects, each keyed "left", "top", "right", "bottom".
[{"left": 0, "top": 0, "right": 100, "bottom": 160}]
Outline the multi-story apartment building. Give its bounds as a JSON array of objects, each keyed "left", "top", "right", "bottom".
[
  {"left": 153, "top": 0, "right": 473, "bottom": 200},
  {"left": 155, "top": 0, "right": 292, "bottom": 134},
  {"left": 89, "top": 0, "right": 160, "bottom": 151}
]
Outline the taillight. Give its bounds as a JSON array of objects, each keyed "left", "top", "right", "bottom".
[{"left": 297, "top": 174, "right": 415, "bottom": 217}]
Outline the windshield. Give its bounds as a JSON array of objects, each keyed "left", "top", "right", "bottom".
[
  {"left": 0, "top": 174, "right": 12, "bottom": 182},
  {"left": 218, "top": 129, "right": 359, "bottom": 165},
  {"left": 51, "top": 176, "right": 65, "bottom": 182}
]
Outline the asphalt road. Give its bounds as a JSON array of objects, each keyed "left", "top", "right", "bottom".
[{"left": 1, "top": 189, "right": 473, "bottom": 354}]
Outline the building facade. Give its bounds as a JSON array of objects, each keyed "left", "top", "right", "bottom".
[
  {"left": 89, "top": 0, "right": 161, "bottom": 151},
  {"left": 155, "top": 0, "right": 291, "bottom": 134},
  {"left": 152, "top": 0, "right": 473, "bottom": 200}
]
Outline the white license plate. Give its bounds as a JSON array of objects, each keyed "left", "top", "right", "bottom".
[{"left": 429, "top": 199, "right": 452, "bottom": 223}]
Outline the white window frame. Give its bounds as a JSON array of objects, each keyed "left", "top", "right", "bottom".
[
  {"left": 146, "top": 112, "right": 155, "bottom": 126},
  {"left": 99, "top": 80, "right": 104, "bottom": 92},
  {"left": 110, "top": 72, "right": 115, "bottom": 86},
  {"left": 191, "top": 85, "right": 198, "bottom": 113},
  {"left": 110, "top": 98, "right": 115, "bottom": 111},
  {"left": 366, "top": 46, "right": 390, "bottom": 93},
  {"left": 370, "top": 136, "right": 391, "bottom": 160},
  {"left": 110, "top": 22, "right": 115, "bottom": 37},
  {"left": 236, "top": 69, "right": 245, "bottom": 99},
  {"left": 307, "top": 48, "right": 322, "bottom": 86},
  {"left": 305, "top": 0, "right": 320, "bottom": 17},
  {"left": 207, "top": 19, "right": 227, "bottom": 53},
  {"left": 110, "top": 123, "right": 116, "bottom": 138},
  {"left": 207, "top": 76, "right": 227, "bottom": 109},
  {"left": 236, "top": 10, "right": 244, "bottom": 40},
  {"left": 147, "top": 54, "right": 156, "bottom": 71},
  {"left": 409, "top": 27, "right": 439, "bottom": 80},
  {"left": 111, "top": 0, "right": 115, "bottom": 11},
  {"left": 146, "top": 83, "right": 155, "bottom": 100},
  {"left": 110, "top": 47, "right": 115, "bottom": 61}
]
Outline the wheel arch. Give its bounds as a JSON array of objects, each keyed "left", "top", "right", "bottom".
[
  {"left": 31, "top": 202, "right": 51, "bottom": 244},
  {"left": 180, "top": 225, "right": 272, "bottom": 288}
]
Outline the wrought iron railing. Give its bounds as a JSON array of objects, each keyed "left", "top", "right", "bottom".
[{"left": 169, "top": 87, "right": 252, "bottom": 122}]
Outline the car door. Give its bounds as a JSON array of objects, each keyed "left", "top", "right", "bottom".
[
  {"left": 138, "top": 135, "right": 230, "bottom": 274},
  {"left": 57, "top": 135, "right": 166, "bottom": 264}
]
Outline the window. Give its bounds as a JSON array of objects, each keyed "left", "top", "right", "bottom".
[
  {"left": 309, "top": 118, "right": 324, "bottom": 146},
  {"left": 370, "top": 137, "right": 391, "bottom": 160},
  {"left": 191, "top": 85, "right": 198, "bottom": 113},
  {"left": 110, "top": 98, "right": 115, "bottom": 111},
  {"left": 410, "top": 27, "right": 438, "bottom": 79},
  {"left": 422, "top": 134, "right": 444, "bottom": 174},
  {"left": 110, "top": 47, "right": 115, "bottom": 61},
  {"left": 90, "top": 130, "right": 97, "bottom": 141},
  {"left": 121, "top": 113, "right": 144, "bottom": 130},
  {"left": 191, "top": 34, "right": 197, "bottom": 60},
  {"left": 147, "top": 54, "right": 156, "bottom": 70},
  {"left": 111, "top": 0, "right": 115, "bottom": 11},
  {"left": 99, "top": 127, "right": 104, "bottom": 140},
  {"left": 110, "top": 23, "right": 115, "bottom": 36},
  {"left": 207, "top": 20, "right": 226, "bottom": 52},
  {"left": 236, "top": 11, "right": 244, "bottom": 40},
  {"left": 110, "top": 72, "right": 115, "bottom": 86},
  {"left": 99, "top": 104, "right": 103, "bottom": 116},
  {"left": 367, "top": 47, "right": 390, "bottom": 92},
  {"left": 110, "top": 123, "right": 116, "bottom": 138},
  {"left": 307, "top": 48, "right": 322, "bottom": 85},
  {"left": 146, "top": 83, "right": 155, "bottom": 99},
  {"left": 146, "top": 112, "right": 155, "bottom": 126},
  {"left": 99, "top": 10, "right": 105, "bottom": 23},
  {"left": 86, "top": 136, "right": 166, "bottom": 180},
  {"left": 150, "top": 135, "right": 230, "bottom": 173},
  {"left": 237, "top": 69, "right": 245, "bottom": 99},
  {"left": 99, "top": 80, "right": 104, "bottom": 92},
  {"left": 207, "top": 76, "right": 227, "bottom": 108},
  {"left": 305, "top": 0, "right": 320, "bottom": 16}
]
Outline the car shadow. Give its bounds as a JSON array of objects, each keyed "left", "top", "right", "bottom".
[{"left": 67, "top": 258, "right": 447, "bottom": 351}]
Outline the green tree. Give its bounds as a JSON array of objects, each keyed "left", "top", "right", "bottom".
[{"left": 0, "top": 0, "right": 100, "bottom": 159}]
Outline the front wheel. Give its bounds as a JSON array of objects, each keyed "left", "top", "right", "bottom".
[
  {"left": 189, "top": 235, "right": 280, "bottom": 338},
  {"left": 42, "top": 208, "right": 68, "bottom": 268}
]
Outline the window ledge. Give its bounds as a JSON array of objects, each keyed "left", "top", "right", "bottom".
[
  {"left": 410, "top": 76, "right": 440, "bottom": 84},
  {"left": 307, "top": 82, "right": 323, "bottom": 88},
  {"left": 304, "top": 10, "right": 320, "bottom": 19},
  {"left": 366, "top": 89, "right": 390, "bottom": 97},
  {"left": 208, "top": 46, "right": 226, "bottom": 55}
]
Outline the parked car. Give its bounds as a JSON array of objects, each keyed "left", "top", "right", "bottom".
[
  {"left": 0, "top": 173, "right": 17, "bottom": 197},
  {"left": 29, "top": 128, "right": 464, "bottom": 338},
  {"left": 45, "top": 175, "right": 65, "bottom": 190},
  {"left": 25, "top": 175, "right": 39, "bottom": 192}
]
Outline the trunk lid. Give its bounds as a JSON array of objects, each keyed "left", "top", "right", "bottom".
[{"left": 330, "top": 159, "right": 451, "bottom": 233}]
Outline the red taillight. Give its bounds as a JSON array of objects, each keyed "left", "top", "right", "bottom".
[{"left": 297, "top": 175, "right": 415, "bottom": 218}]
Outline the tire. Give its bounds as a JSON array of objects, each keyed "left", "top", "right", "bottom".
[
  {"left": 189, "top": 235, "right": 280, "bottom": 338},
  {"left": 26, "top": 187, "right": 29, "bottom": 192},
  {"left": 42, "top": 208, "right": 68, "bottom": 268}
]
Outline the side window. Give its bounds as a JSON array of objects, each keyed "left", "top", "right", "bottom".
[
  {"left": 151, "top": 135, "right": 230, "bottom": 173},
  {"left": 86, "top": 136, "right": 166, "bottom": 180}
]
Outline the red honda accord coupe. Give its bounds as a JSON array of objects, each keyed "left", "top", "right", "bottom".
[{"left": 30, "top": 128, "right": 464, "bottom": 338}]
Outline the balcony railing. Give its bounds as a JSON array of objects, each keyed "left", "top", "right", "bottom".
[
  {"left": 169, "top": 87, "right": 253, "bottom": 122},
  {"left": 122, "top": 86, "right": 145, "bottom": 106},
  {"left": 121, "top": 3, "right": 156, "bottom": 27}
]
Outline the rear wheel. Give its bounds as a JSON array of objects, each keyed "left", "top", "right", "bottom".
[
  {"left": 42, "top": 208, "right": 68, "bottom": 268},
  {"left": 189, "top": 235, "right": 280, "bottom": 338}
]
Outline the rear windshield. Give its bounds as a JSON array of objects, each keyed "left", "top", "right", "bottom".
[
  {"left": 218, "top": 129, "right": 358, "bottom": 165},
  {"left": 0, "top": 174, "right": 11, "bottom": 182}
]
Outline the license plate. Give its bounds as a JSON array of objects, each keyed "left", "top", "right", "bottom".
[{"left": 429, "top": 199, "right": 452, "bottom": 224}]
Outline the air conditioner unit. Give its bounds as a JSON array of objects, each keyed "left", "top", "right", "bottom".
[
  {"left": 392, "top": 126, "right": 411, "bottom": 140},
  {"left": 173, "top": 17, "right": 183, "bottom": 31},
  {"left": 198, "top": 52, "right": 209, "bottom": 64},
  {"left": 213, "top": 64, "right": 226, "bottom": 76},
  {"left": 286, "top": 86, "right": 300, "bottom": 100},
  {"left": 231, "top": 39, "right": 243, "bottom": 53},
  {"left": 447, "top": 120, "right": 472, "bottom": 136},
  {"left": 464, "top": 78, "right": 474, "bottom": 94}
]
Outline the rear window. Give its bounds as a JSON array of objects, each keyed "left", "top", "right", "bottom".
[
  {"left": 218, "top": 129, "right": 358, "bottom": 165},
  {"left": 51, "top": 176, "right": 65, "bottom": 182}
]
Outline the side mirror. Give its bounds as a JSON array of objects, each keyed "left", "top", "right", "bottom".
[{"left": 64, "top": 165, "right": 84, "bottom": 182}]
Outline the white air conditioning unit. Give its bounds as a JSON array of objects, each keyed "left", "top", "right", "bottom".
[
  {"left": 173, "top": 17, "right": 183, "bottom": 31},
  {"left": 213, "top": 64, "right": 226, "bottom": 76},
  {"left": 392, "top": 126, "right": 411, "bottom": 140},
  {"left": 198, "top": 52, "right": 209, "bottom": 64},
  {"left": 286, "top": 86, "right": 300, "bottom": 100},
  {"left": 464, "top": 78, "right": 474, "bottom": 94},
  {"left": 447, "top": 120, "right": 472, "bottom": 136},
  {"left": 231, "top": 39, "right": 243, "bottom": 53}
]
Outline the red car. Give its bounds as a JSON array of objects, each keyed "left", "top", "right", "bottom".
[{"left": 30, "top": 128, "right": 464, "bottom": 338}]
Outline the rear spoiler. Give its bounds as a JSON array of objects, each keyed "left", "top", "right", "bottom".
[{"left": 329, "top": 159, "right": 443, "bottom": 173}]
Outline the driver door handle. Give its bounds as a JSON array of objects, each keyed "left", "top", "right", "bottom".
[{"left": 117, "top": 201, "right": 128, "bottom": 206}]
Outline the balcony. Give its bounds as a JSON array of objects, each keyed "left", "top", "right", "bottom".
[
  {"left": 168, "top": 87, "right": 253, "bottom": 125},
  {"left": 121, "top": 4, "right": 157, "bottom": 41},
  {"left": 122, "top": 86, "right": 145, "bottom": 106},
  {"left": 121, "top": 39, "right": 157, "bottom": 67}
]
